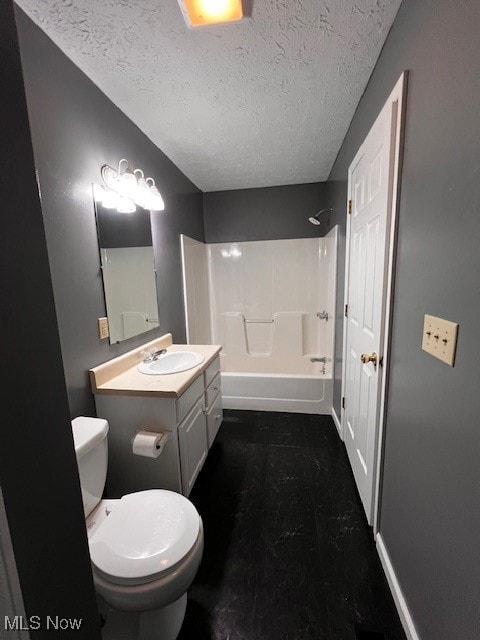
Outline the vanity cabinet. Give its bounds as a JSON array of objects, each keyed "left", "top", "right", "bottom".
[{"left": 93, "top": 354, "right": 222, "bottom": 498}]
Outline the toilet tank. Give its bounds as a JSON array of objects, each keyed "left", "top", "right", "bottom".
[{"left": 71, "top": 417, "right": 109, "bottom": 518}]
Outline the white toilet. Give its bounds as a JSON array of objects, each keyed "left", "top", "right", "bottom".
[{"left": 71, "top": 416, "right": 203, "bottom": 640}]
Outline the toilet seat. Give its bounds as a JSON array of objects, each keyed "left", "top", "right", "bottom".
[{"left": 89, "top": 489, "right": 200, "bottom": 586}]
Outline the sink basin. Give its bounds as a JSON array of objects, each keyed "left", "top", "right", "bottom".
[{"left": 138, "top": 351, "right": 205, "bottom": 375}]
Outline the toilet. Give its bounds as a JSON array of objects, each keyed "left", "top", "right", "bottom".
[{"left": 71, "top": 416, "right": 203, "bottom": 640}]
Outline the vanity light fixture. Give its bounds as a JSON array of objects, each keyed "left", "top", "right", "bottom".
[
  {"left": 101, "top": 159, "right": 165, "bottom": 212},
  {"left": 178, "top": 0, "right": 244, "bottom": 28}
]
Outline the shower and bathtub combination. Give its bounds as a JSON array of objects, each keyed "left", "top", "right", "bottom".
[{"left": 181, "top": 227, "right": 338, "bottom": 414}]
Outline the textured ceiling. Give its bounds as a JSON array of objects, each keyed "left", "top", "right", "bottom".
[{"left": 15, "top": 0, "right": 402, "bottom": 191}]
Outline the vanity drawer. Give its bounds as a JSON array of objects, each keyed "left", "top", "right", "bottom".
[
  {"left": 205, "top": 372, "right": 221, "bottom": 409},
  {"left": 204, "top": 355, "right": 220, "bottom": 388},
  {"left": 176, "top": 375, "right": 204, "bottom": 424},
  {"left": 205, "top": 392, "right": 223, "bottom": 448}
]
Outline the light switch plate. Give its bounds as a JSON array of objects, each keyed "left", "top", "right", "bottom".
[
  {"left": 98, "top": 317, "right": 109, "bottom": 340},
  {"left": 422, "top": 314, "right": 458, "bottom": 366}
]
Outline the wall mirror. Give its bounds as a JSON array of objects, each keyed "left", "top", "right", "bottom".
[{"left": 93, "top": 185, "right": 159, "bottom": 344}]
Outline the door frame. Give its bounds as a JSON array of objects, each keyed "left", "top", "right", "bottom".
[
  {"left": 0, "top": 486, "right": 30, "bottom": 639},
  {"left": 340, "top": 72, "right": 407, "bottom": 532}
]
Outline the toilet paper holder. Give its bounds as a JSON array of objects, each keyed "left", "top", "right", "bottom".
[{"left": 131, "top": 429, "right": 171, "bottom": 458}]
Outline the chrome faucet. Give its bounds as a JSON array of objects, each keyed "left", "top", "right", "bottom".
[{"left": 141, "top": 348, "right": 167, "bottom": 363}]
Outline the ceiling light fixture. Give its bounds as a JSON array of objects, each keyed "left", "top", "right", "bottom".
[
  {"left": 178, "top": 0, "right": 244, "bottom": 28},
  {"left": 100, "top": 159, "right": 165, "bottom": 212}
]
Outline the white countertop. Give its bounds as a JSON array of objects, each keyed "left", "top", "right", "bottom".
[{"left": 89, "top": 334, "right": 221, "bottom": 398}]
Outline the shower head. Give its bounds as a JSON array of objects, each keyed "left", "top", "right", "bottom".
[{"left": 308, "top": 208, "right": 331, "bottom": 225}]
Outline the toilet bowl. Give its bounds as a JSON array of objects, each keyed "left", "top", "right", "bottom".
[{"left": 71, "top": 417, "right": 203, "bottom": 640}]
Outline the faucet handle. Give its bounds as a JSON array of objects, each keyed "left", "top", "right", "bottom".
[{"left": 140, "top": 347, "right": 156, "bottom": 362}]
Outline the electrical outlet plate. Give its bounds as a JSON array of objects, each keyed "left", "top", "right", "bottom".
[
  {"left": 422, "top": 314, "right": 458, "bottom": 366},
  {"left": 98, "top": 317, "right": 109, "bottom": 340}
]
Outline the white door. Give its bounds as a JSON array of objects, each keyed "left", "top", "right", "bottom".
[{"left": 343, "top": 89, "right": 400, "bottom": 523}]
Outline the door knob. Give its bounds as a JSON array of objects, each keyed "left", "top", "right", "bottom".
[{"left": 360, "top": 352, "right": 377, "bottom": 367}]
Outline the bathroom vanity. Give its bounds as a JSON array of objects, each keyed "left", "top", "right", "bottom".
[{"left": 89, "top": 334, "right": 222, "bottom": 497}]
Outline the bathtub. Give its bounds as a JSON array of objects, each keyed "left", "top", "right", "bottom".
[
  {"left": 221, "top": 371, "right": 333, "bottom": 414},
  {"left": 181, "top": 231, "right": 338, "bottom": 415}
]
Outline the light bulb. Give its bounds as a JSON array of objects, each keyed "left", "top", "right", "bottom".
[
  {"left": 151, "top": 195, "right": 165, "bottom": 211},
  {"left": 201, "top": 0, "right": 231, "bottom": 19},
  {"left": 116, "top": 196, "right": 136, "bottom": 214},
  {"left": 93, "top": 184, "right": 106, "bottom": 203},
  {"left": 118, "top": 168, "right": 138, "bottom": 200},
  {"left": 136, "top": 176, "right": 151, "bottom": 208},
  {"left": 149, "top": 185, "right": 165, "bottom": 211},
  {"left": 102, "top": 189, "right": 120, "bottom": 209}
]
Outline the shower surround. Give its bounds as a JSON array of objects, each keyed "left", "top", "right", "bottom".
[{"left": 181, "top": 229, "right": 337, "bottom": 413}]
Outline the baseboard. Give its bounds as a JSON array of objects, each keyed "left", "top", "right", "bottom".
[
  {"left": 376, "top": 533, "right": 421, "bottom": 640},
  {"left": 222, "top": 395, "right": 330, "bottom": 415},
  {"left": 331, "top": 406, "right": 342, "bottom": 437}
]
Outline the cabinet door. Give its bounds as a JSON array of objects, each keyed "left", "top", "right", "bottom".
[
  {"left": 206, "top": 392, "right": 223, "bottom": 448},
  {"left": 178, "top": 399, "right": 208, "bottom": 496}
]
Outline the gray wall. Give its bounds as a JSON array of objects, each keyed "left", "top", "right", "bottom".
[
  {"left": 327, "top": 1, "right": 479, "bottom": 638},
  {"left": 203, "top": 183, "right": 330, "bottom": 243},
  {"left": 1, "top": 2, "right": 100, "bottom": 635},
  {"left": 15, "top": 8, "right": 205, "bottom": 418}
]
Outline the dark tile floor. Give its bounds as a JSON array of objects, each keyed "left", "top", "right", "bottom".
[{"left": 178, "top": 410, "right": 406, "bottom": 640}]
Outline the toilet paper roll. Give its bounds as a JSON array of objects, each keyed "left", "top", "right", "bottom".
[{"left": 132, "top": 430, "right": 170, "bottom": 458}]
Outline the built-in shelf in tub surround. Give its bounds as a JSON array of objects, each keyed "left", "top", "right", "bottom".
[
  {"left": 89, "top": 333, "right": 222, "bottom": 398},
  {"left": 89, "top": 333, "right": 223, "bottom": 497}
]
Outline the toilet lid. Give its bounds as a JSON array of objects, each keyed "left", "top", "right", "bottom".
[{"left": 89, "top": 490, "right": 200, "bottom": 584}]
